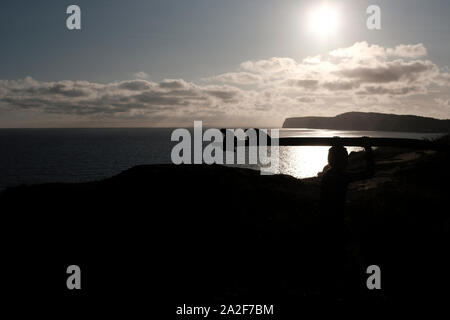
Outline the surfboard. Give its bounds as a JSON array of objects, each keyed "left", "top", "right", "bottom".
[
  {"left": 278, "top": 137, "right": 448, "bottom": 151},
  {"left": 219, "top": 129, "right": 448, "bottom": 151}
]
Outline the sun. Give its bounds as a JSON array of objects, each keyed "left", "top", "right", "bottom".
[{"left": 308, "top": 4, "right": 340, "bottom": 37}]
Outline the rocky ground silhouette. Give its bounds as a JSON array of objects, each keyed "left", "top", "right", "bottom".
[{"left": 1, "top": 136, "right": 449, "bottom": 314}]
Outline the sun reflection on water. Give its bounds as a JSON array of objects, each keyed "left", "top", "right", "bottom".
[
  {"left": 279, "top": 146, "right": 329, "bottom": 179},
  {"left": 266, "top": 129, "right": 441, "bottom": 180},
  {"left": 278, "top": 143, "right": 362, "bottom": 179}
]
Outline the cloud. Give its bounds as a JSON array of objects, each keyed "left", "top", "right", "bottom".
[
  {"left": 330, "top": 42, "right": 387, "bottom": 60},
  {"left": 0, "top": 76, "right": 253, "bottom": 124},
  {"left": 159, "top": 79, "right": 189, "bottom": 89},
  {"left": 303, "top": 55, "right": 322, "bottom": 64},
  {"left": 1, "top": 42, "right": 449, "bottom": 126},
  {"left": 329, "top": 42, "right": 428, "bottom": 60},
  {"left": 323, "top": 80, "right": 360, "bottom": 91},
  {"left": 338, "top": 60, "right": 437, "bottom": 84},
  {"left": 435, "top": 98, "right": 450, "bottom": 107},
  {"left": 240, "top": 57, "right": 298, "bottom": 74},
  {"left": 203, "top": 85, "right": 240, "bottom": 102},
  {"left": 207, "top": 72, "right": 261, "bottom": 85},
  {"left": 119, "top": 80, "right": 151, "bottom": 91},
  {"left": 356, "top": 85, "right": 425, "bottom": 96},
  {"left": 297, "top": 96, "right": 317, "bottom": 103},
  {"left": 387, "top": 44, "right": 427, "bottom": 58},
  {"left": 133, "top": 71, "right": 149, "bottom": 79},
  {"left": 435, "top": 72, "right": 450, "bottom": 86},
  {"left": 284, "top": 79, "right": 319, "bottom": 89}
]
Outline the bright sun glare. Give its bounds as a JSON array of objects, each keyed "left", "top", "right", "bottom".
[{"left": 308, "top": 4, "right": 340, "bottom": 37}]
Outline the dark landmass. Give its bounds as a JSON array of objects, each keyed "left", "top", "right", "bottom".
[
  {"left": 283, "top": 111, "right": 450, "bottom": 133},
  {"left": 2, "top": 136, "right": 450, "bottom": 313}
]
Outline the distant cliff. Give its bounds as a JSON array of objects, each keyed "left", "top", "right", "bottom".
[{"left": 283, "top": 112, "right": 450, "bottom": 133}]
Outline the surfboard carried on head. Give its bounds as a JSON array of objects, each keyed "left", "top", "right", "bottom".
[
  {"left": 278, "top": 136, "right": 449, "bottom": 151},
  {"left": 219, "top": 128, "right": 448, "bottom": 151}
]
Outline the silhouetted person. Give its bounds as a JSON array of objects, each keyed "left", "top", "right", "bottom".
[
  {"left": 320, "top": 140, "right": 374, "bottom": 226},
  {"left": 318, "top": 139, "right": 375, "bottom": 299}
]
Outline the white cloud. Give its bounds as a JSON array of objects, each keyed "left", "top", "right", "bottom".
[
  {"left": 1, "top": 42, "right": 449, "bottom": 126},
  {"left": 330, "top": 42, "right": 427, "bottom": 60},
  {"left": 337, "top": 60, "right": 438, "bottom": 85},
  {"left": 240, "top": 57, "right": 298, "bottom": 74},
  {"left": 387, "top": 44, "right": 427, "bottom": 58},
  {"left": 330, "top": 42, "right": 387, "bottom": 60},
  {"left": 435, "top": 98, "right": 450, "bottom": 107},
  {"left": 133, "top": 71, "right": 149, "bottom": 79},
  {"left": 206, "top": 72, "right": 262, "bottom": 85},
  {"left": 303, "top": 55, "right": 322, "bottom": 64}
]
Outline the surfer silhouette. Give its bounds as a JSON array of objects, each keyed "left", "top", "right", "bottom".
[
  {"left": 318, "top": 138, "right": 375, "bottom": 298},
  {"left": 320, "top": 139, "right": 374, "bottom": 224}
]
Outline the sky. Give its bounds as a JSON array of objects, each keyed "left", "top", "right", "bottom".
[{"left": 0, "top": 0, "right": 450, "bottom": 127}]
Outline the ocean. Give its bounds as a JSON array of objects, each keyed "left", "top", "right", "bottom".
[{"left": 0, "top": 128, "right": 444, "bottom": 190}]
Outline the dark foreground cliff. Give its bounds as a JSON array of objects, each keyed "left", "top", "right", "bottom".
[{"left": 1, "top": 142, "right": 450, "bottom": 313}]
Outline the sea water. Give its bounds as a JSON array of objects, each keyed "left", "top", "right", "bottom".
[{"left": 0, "top": 128, "right": 444, "bottom": 190}]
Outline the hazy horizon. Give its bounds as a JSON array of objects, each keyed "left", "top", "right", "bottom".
[
  {"left": 0, "top": 110, "right": 449, "bottom": 129},
  {"left": 1, "top": 0, "right": 450, "bottom": 128}
]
